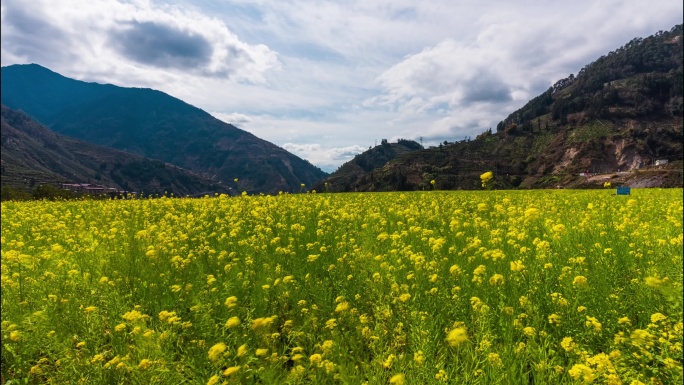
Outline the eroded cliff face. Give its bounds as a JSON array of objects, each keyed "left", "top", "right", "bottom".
[
  {"left": 553, "top": 138, "right": 645, "bottom": 175},
  {"left": 611, "top": 138, "right": 647, "bottom": 171}
]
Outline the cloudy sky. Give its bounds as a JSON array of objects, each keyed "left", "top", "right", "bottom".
[{"left": 2, "top": 0, "right": 682, "bottom": 172}]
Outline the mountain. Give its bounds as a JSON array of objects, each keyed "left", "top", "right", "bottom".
[
  {"left": 312, "top": 139, "right": 423, "bottom": 192},
  {"left": 323, "top": 24, "right": 683, "bottom": 191},
  {"left": 0, "top": 64, "right": 327, "bottom": 194},
  {"left": 1, "top": 105, "right": 231, "bottom": 196}
]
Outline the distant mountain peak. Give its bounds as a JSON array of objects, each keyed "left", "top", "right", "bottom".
[{"left": 1, "top": 64, "right": 327, "bottom": 194}]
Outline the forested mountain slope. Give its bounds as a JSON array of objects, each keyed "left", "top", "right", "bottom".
[
  {"left": 1, "top": 105, "right": 229, "bottom": 196},
  {"left": 1, "top": 64, "right": 327, "bottom": 194}
]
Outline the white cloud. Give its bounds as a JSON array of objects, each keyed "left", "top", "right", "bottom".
[
  {"left": 283, "top": 143, "right": 366, "bottom": 172},
  {"left": 212, "top": 112, "right": 252, "bottom": 125},
  {"left": 282, "top": 143, "right": 321, "bottom": 154},
  {"left": 0, "top": 0, "right": 280, "bottom": 85},
  {"left": 367, "top": 0, "right": 683, "bottom": 140}
]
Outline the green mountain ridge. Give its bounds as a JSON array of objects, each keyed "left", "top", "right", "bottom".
[
  {"left": 1, "top": 64, "right": 328, "bottom": 194},
  {"left": 319, "top": 24, "right": 683, "bottom": 192},
  {"left": 1, "top": 105, "right": 230, "bottom": 197},
  {"left": 312, "top": 139, "right": 423, "bottom": 192}
]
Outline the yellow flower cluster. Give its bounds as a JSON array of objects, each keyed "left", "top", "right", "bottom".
[{"left": 1, "top": 188, "right": 681, "bottom": 384}]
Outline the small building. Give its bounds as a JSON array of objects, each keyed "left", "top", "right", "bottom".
[
  {"left": 61, "top": 183, "right": 108, "bottom": 195},
  {"left": 655, "top": 159, "right": 668, "bottom": 166}
]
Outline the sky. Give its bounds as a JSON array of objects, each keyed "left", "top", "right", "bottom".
[{"left": 2, "top": 0, "right": 682, "bottom": 172}]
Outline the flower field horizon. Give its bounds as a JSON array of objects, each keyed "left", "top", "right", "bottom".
[{"left": 2, "top": 189, "right": 682, "bottom": 384}]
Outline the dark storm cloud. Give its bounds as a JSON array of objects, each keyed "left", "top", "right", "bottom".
[
  {"left": 461, "top": 72, "right": 512, "bottom": 104},
  {"left": 1, "top": 3, "right": 68, "bottom": 63},
  {"left": 111, "top": 21, "right": 213, "bottom": 70}
]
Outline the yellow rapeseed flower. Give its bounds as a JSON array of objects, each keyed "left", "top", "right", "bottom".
[
  {"left": 487, "top": 352, "right": 502, "bottom": 367},
  {"left": 489, "top": 274, "right": 504, "bottom": 286},
  {"left": 630, "top": 329, "right": 653, "bottom": 345},
  {"left": 515, "top": 342, "right": 526, "bottom": 354},
  {"left": 382, "top": 354, "right": 395, "bottom": 369},
  {"left": 519, "top": 295, "right": 529, "bottom": 307},
  {"left": 449, "top": 265, "right": 461, "bottom": 276},
  {"left": 523, "top": 207, "right": 539, "bottom": 220},
  {"left": 104, "top": 356, "right": 121, "bottom": 369},
  {"left": 225, "top": 316, "right": 241, "bottom": 329},
  {"left": 510, "top": 260, "right": 525, "bottom": 272},
  {"left": 568, "top": 364, "right": 595, "bottom": 383},
  {"left": 224, "top": 296, "right": 238, "bottom": 308},
  {"left": 644, "top": 276, "right": 663, "bottom": 287},
  {"left": 237, "top": 344, "right": 248, "bottom": 357},
  {"left": 309, "top": 353, "right": 322, "bottom": 365},
  {"left": 321, "top": 340, "right": 334, "bottom": 353},
  {"left": 207, "top": 375, "right": 220, "bottom": 385},
  {"left": 446, "top": 327, "right": 468, "bottom": 347},
  {"left": 435, "top": 369, "right": 448, "bottom": 381},
  {"left": 223, "top": 366, "right": 240, "bottom": 377},
  {"left": 138, "top": 359, "right": 152, "bottom": 369},
  {"left": 325, "top": 319, "right": 337, "bottom": 330},
  {"left": 650, "top": 313, "right": 667, "bottom": 323},
  {"left": 585, "top": 316, "right": 602, "bottom": 332},
  {"left": 208, "top": 342, "right": 227, "bottom": 362},
  {"left": 251, "top": 316, "right": 277, "bottom": 330},
  {"left": 561, "top": 337, "right": 576, "bottom": 352},
  {"left": 389, "top": 373, "right": 405, "bottom": 384},
  {"left": 122, "top": 310, "right": 146, "bottom": 323},
  {"left": 414, "top": 350, "right": 425, "bottom": 365},
  {"left": 9, "top": 331, "right": 21, "bottom": 342},
  {"left": 663, "top": 358, "right": 679, "bottom": 369}
]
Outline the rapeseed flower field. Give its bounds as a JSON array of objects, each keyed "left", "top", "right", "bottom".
[{"left": 1, "top": 189, "right": 682, "bottom": 384}]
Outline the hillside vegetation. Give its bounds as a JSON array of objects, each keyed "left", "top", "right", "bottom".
[
  {"left": 1, "top": 105, "right": 229, "bottom": 198},
  {"left": 312, "top": 139, "right": 423, "bottom": 192},
  {"left": 320, "top": 24, "right": 683, "bottom": 192}
]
